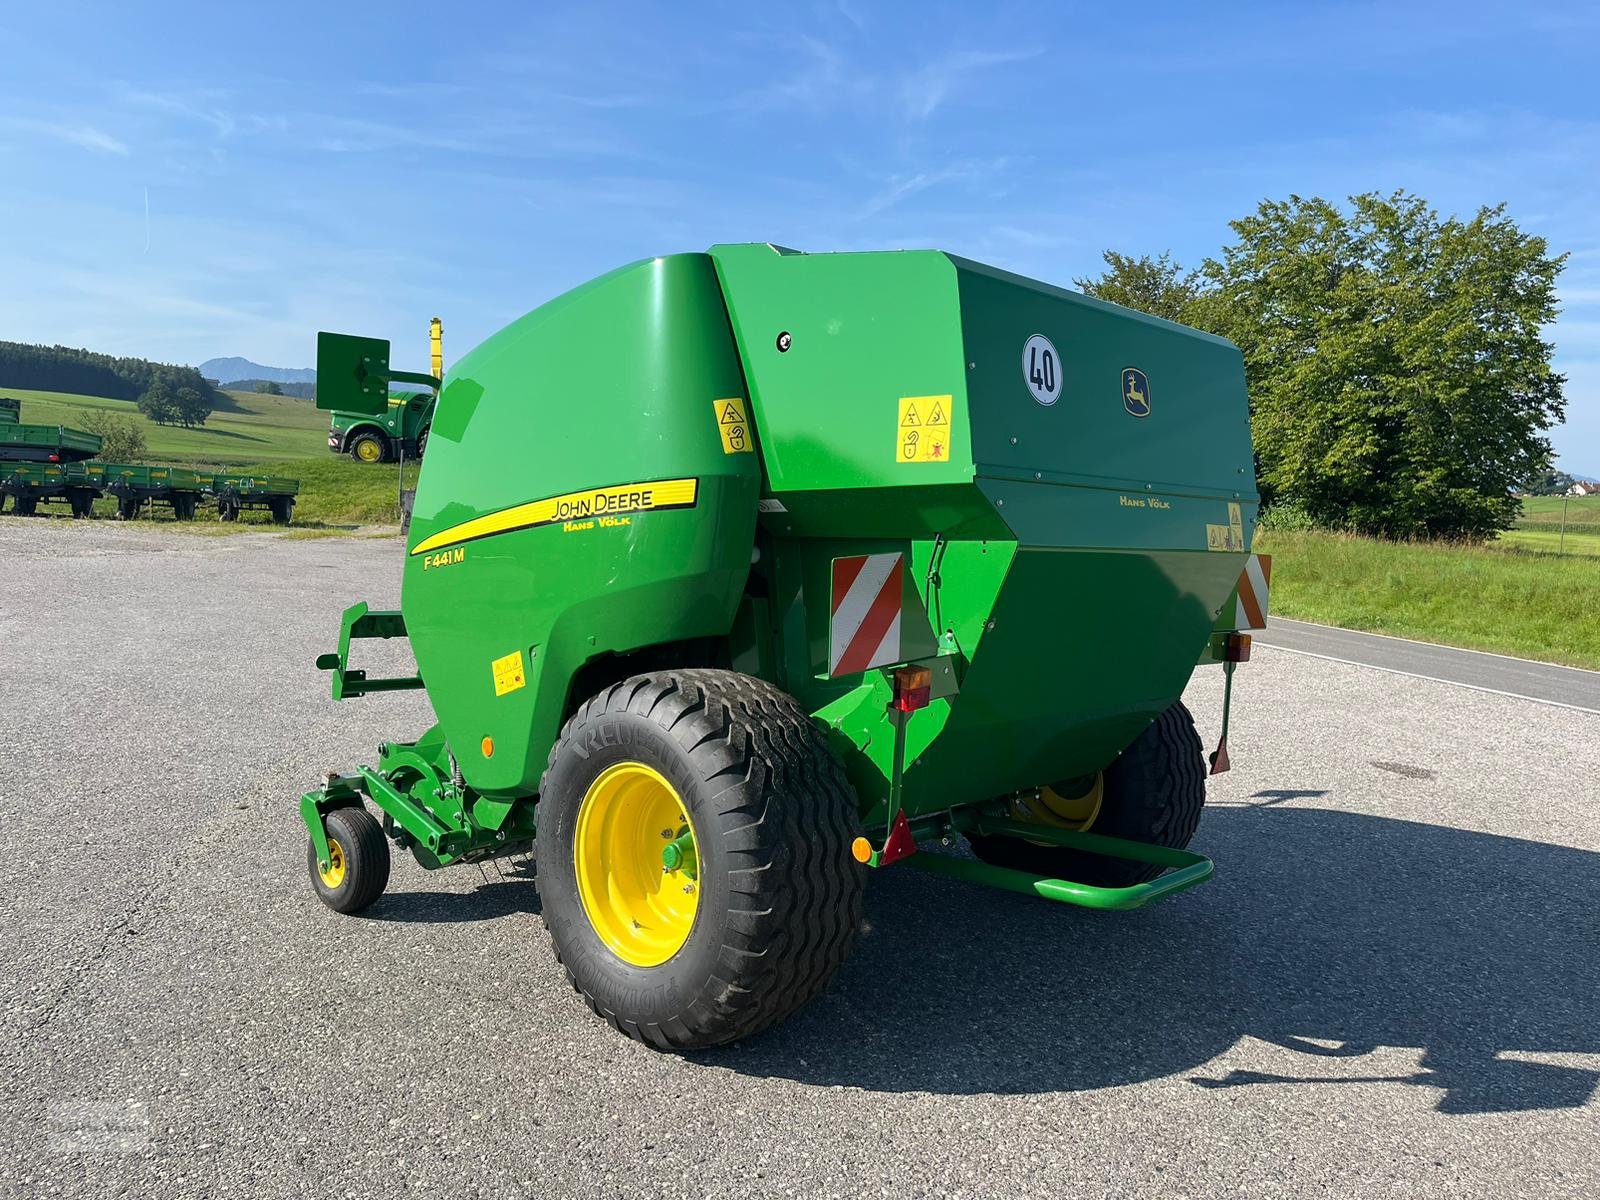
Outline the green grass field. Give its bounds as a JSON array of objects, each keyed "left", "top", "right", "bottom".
[
  {"left": 1255, "top": 529, "right": 1600, "bottom": 669},
  {"left": 4, "top": 386, "right": 326, "bottom": 464},
  {"left": 1498, "top": 527, "right": 1600, "bottom": 557}
]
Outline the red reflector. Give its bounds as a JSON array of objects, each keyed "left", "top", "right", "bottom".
[
  {"left": 1224, "top": 633, "right": 1252, "bottom": 663},
  {"left": 891, "top": 665, "right": 932, "bottom": 713}
]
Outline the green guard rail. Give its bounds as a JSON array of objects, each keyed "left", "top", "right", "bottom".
[{"left": 914, "top": 813, "right": 1215, "bottom": 910}]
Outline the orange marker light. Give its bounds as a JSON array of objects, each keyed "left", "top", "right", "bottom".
[
  {"left": 481, "top": 736, "right": 495, "bottom": 758},
  {"left": 851, "top": 837, "right": 874, "bottom": 864}
]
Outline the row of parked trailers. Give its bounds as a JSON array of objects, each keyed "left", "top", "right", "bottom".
[{"left": 0, "top": 396, "right": 300, "bottom": 522}]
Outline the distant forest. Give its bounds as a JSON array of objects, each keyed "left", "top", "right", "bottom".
[
  {"left": 220, "top": 378, "right": 316, "bottom": 400},
  {"left": 0, "top": 340, "right": 225, "bottom": 406}
]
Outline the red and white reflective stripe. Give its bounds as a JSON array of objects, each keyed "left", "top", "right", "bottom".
[
  {"left": 830, "top": 553, "right": 905, "bottom": 676},
  {"left": 1236, "top": 554, "right": 1272, "bottom": 630}
]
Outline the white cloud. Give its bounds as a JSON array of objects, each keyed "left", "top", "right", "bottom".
[
  {"left": 897, "top": 48, "right": 1042, "bottom": 120},
  {"left": 3, "top": 117, "right": 129, "bottom": 156}
]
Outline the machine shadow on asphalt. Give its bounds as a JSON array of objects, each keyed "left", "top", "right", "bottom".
[
  {"left": 359, "top": 877, "right": 539, "bottom": 925},
  {"left": 691, "top": 799, "right": 1599, "bottom": 1115}
]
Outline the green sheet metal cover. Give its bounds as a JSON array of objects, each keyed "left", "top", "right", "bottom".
[{"left": 399, "top": 253, "right": 760, "bottom": 797}]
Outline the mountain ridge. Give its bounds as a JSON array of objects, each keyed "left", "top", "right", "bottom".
[{"left": 199, "top": 356, "right": 315, "bottom": 384}]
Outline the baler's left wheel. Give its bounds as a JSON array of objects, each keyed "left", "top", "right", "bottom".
[
  {"left": 536, "top": 669, "right": 866, "bottom": 1050},
  {"left": 968, "top": 700, "right": 1206, "bottom": 887}
]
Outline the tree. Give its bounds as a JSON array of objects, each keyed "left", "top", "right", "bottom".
[
  {"left": 1523, "top": 467, "right": 1575, "bottom": 496},
  {"left": 137, "top": 378, "right": 180, "bottom": 425},
  {"left": 82, "top": 411, "right": 148, "bottom": 462},
  {"left": 173, "top": 385, "right": 212, "bottom": 428},
  {"left": 255, "top": 380, "right": 283, "bottom": 395},
  {"left": 1200, "top": 192, "right": 1565, "bottom": 539},
  {"left": 1075, "top": 251, "right": 1205, "bottom": 324}
]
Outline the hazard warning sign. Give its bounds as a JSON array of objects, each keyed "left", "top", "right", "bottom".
[
  {"left": 713, "top": 397, "right": 753, "bottom": 454},
  {"left": 896, "top": 394, "right": 952, "bottom": 464}
]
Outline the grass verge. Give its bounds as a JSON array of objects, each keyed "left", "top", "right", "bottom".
[
  {"left": 4, "top": 386, "right": 327, "bottom": 464},
  {"left": 1254, "top": 529, "right": 1600, "bottom": 669}
]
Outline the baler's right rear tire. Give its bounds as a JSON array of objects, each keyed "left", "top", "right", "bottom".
[
  {"left": 536, "top": 669, "right": 866, "bottom": 1050},
  {"left": 968, "top": 700, "right": 1206, "bottom": 887}
]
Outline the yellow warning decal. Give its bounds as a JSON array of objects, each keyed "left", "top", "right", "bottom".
[
  {"left": 714, "top": 397, "right": 753, "bottom": 454},
  {"left": 1207, "top": 503, "right": 1246, "bottom": 552},
  {"left": 410, "top": 478, "right": 699, "bottom": 556},
  {"left": 491, "top": 650, "right": 526, "bottom": 697},
  {"left": 897, "top": 394, "right": 953, "bottom": 464}
]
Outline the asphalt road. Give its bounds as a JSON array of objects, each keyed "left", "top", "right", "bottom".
[
  {"left": 3, "top": 520, "right": 1598, "bottom": 1199},
  {"left": 1258, "top": 617, "right": 1600, "bottom": 713}
]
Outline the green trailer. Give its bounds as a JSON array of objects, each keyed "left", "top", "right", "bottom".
[
  {"left": 210, "top": 472, "right": 300, "bottom": 524},
  {"left": 0, "top": 460, "right": 106, "bottom": 517},
  {"left": 0, "top": 416, "right": 103, "bottom": 464},
  {"left": 298, "top": 245, "right": 1271, "bottom": 1049},
  {"left": 100, "top": 463, "right": 208, "bottom": 520}
]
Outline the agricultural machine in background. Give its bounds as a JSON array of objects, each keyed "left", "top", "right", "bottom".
[
  {"left": 326, "top": 318, "right": 441, "bottom": 463},
  {"left": 300, "top": 245, "right": 1271, "bottom": 1049}
]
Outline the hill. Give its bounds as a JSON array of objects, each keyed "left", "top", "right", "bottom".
[
  {"left": 4, "top": 386, "right": 326, "bottom": 464},
  {"left": 1, "top": 340, "right": 224, "bottom": 407},
  {"left": 199, "top": 357, "right": 316, "bottom": 385}
]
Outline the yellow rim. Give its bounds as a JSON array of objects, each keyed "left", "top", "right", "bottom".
[
  {"left": 1010, "top": 773, "right": 1105, "bottom": 841},
  {"left": 574, "top": 762, "right": 699, "bottom": 967},
  {"left": 354, "top": 438, "right": 381, "bottom": 463},
  {"left": 319, "top": 838, "right": 347, "bottom": 888}
]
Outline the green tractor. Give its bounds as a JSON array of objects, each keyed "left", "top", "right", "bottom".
[
  {"left": 300, "top": 245, "right": 1269, "bottom": 1049},
  {"left": 325, "top": 317, "right": 441, "bottom": 463}
]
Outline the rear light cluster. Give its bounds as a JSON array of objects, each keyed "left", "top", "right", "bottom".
[{"left": 891, "top": 665, "right": 931, "bottom": 712}]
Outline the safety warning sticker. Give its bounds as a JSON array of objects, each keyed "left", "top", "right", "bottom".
[
  {"left": 1206, "top": 501, "right": 1246, "bottom": 552},
  {"left": 897, "top": 394, "right": 952, "bottom": 464},
  {"left": 714, "top": 397, "right": 753, "bottom": 454},
  {"left": 491, "top": 650, "right": 526, "bottom": 697}
]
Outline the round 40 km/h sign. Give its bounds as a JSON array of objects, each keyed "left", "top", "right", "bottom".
[{"left": 1022, "top": 334, "right": 1062, "bottom": 406}]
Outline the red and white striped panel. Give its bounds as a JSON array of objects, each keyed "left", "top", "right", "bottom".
[
  {"left": 830, "top": 553, "right": 906, "bottom": 677},
  {"left": 1235, "top": 553, "right": 1272, "bottom": 630}
]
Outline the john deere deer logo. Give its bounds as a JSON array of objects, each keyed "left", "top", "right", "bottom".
[{"left": 1122, "top": 367, "right": 1151, "bottom": 418}]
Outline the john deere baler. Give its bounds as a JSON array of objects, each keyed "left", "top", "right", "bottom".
[{"left": 300, "top": 244, "right": 1270, "bottom": 1048}]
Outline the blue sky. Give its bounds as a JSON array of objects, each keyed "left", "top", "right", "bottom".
[{"left": 2, "top": 0, "right": 1597, "bottom": 472}]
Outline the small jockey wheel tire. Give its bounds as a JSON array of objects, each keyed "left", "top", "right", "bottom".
[{"left": 307, "top": 805, "right": 391, "bottom": 914}]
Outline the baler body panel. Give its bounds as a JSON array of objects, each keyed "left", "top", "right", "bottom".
[
  {"left": 385, "top": 242, "right": 1255, "bottom": 816},
  {"left": 709, "top": 243, "right": 1257, "bottom": 818},
  {"left": 400, "top": 254, "right": 760, "bottom": 796}
]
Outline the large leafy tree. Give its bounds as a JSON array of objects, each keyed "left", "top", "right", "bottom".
[
  {"left": 1075, "top": 251, "right": 1202, "bottom": 324},
  {"left": 173, "top": 385, "right": 212, "bottom": 428},
  {"left": 136, "top": 378, "right": 180, "bottom": 425},
  {"left": 1204, "top": 192, "right": 1566, "bottom": 538},
  {"left": 1078, "top": 192, "right": 1567, "bottom": 539}
]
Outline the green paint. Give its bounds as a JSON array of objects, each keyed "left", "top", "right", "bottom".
[{"left": 303, "top": 242, "right": 1257, "bottom": 909}]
